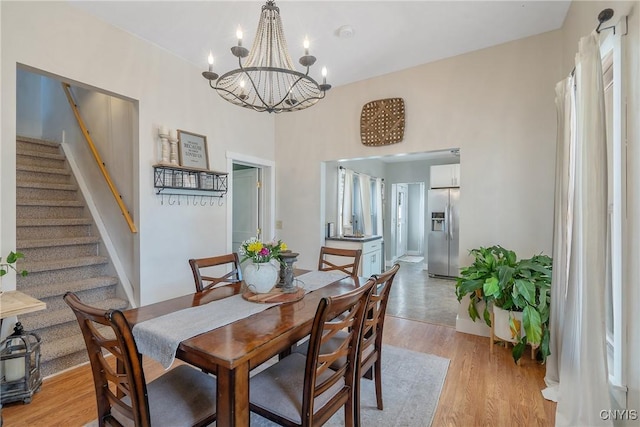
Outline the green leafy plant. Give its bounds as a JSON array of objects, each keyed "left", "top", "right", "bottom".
[
  {"left": 455, "top": 245, "right": 552, "bottom": 363},
  {"left": 0, "top": 251, "right": 28, "bottom": 278}
]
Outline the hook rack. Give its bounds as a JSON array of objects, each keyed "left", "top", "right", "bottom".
[{"left": 159, "top": 193, "right": 224, "bottom": 206}]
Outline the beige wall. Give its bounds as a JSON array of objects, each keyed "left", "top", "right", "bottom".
[
  {"left": 275, "top": 30, "right": 563, "bottom": 335},
  {"left": 1, "top": 1, "right": 274, "bottom": 304}
]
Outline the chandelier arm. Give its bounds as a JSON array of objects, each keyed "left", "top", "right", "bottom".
[
  {"left": 212, "top": 73, "right": 327, "bottom": 113},
  {"left": 214, "top": 85, "right": 273, "bottom": 112},
  {"left": 215, "top": 67, "right": 324, "bottom": 110},
  {"left": 239, "top": 67, "right": 272, "bottom": 110},
  {"left": 267, "top": 73, "right": 307, "bottom": 110}
]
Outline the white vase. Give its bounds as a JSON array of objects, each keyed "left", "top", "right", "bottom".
[{"left": 243, "top": 261, "right": 279, "bottom": 293}]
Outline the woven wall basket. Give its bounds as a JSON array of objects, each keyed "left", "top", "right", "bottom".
[{"left": 360, "top": 98, "right": 405, "bottom": 146}]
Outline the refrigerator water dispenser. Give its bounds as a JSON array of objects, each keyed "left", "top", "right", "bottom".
[{"left": 431, "top": 212, "right": 445, "bottom": 231}]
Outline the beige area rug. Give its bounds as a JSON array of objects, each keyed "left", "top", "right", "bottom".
[
  {"left": 247, "top": 345, "right": 449, "bottom": 426},
  {"left": 85, "top": 346, "right": 449, "bottom": 427}
]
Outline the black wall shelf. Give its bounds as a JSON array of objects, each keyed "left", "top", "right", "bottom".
[{"left": 153, "top": 164, "right": 228, "bottom": 197}]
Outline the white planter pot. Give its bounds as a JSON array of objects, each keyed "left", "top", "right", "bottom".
[
  {"left": 243, "top": 261, "right": 279, "bottom": 294},
  {"left": 493, "top": 306, "right": 525, "bottom": 343}
]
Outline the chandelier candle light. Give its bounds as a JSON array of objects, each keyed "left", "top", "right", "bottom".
[{"left": 202, "top": 0, "right": 331, "bottom": 113}]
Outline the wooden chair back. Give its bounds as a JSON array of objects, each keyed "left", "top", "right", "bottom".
[
  {"left": 189, "top": 253, "right": 242, "bottom": 292},
  {"left": 302, "top": 278, "right": 375, "bottom": 425},
  {"left": 317, "top": 246, "right": 362, "bottom": 277},
  {"left": 64, "top": 292, "right": 151, "bottom": 427},
  {"left": 361, "top": 263, "right": 400, "bottom": 366},
  {"left": 357, "top": 263, "right": 400, "bottom": 413}
]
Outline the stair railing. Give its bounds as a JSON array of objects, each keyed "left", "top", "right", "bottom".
[{"left": 61, "top": 83, "right": 137, "bottom": 233}]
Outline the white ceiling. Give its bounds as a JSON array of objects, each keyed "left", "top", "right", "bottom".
[{"left": 69, "top": 0, "right": 571, "bottom": 89}]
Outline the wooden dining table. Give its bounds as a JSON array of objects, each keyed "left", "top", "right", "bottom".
[{"left": 123, "top": 273, "right": 365, "bottom": 427}]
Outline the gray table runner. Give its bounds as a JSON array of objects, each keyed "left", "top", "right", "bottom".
[{"left": 132, "top": 271, "right": 348, "bottom": 368}]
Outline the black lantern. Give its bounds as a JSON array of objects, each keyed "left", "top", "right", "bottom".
[{"left": 0, "top": 322, "right": 42, "bottom": 404}]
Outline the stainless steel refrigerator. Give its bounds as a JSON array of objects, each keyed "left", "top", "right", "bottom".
[{"left": 427, "top": 188, "right": 460, "bottom": 277}]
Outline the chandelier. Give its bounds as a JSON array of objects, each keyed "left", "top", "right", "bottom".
[{"left": 202, "top": 0, "right": 331, "bottom": 113}]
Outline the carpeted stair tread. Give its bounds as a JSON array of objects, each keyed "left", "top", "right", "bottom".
[
  {"left": 18, "top": 236, "right": 101, "bottom": 249},
  {"left": 16, "top": 181, "right": 77, "bottom": 191},
  {"left": 23, "top": 276, "right": 119, "bottom": 300},
  {"left": 39, "top": 325, "right": 116, "bottom": 365},
  {"left": 17, "top": 199, "right": 84, "bottom": 208},
  {"left": 41, "top": 351, "right": 89, "bottom": 379},
  {"left": 20, "top": 256, "right": 108, "bottom": 273},
  {"left": 21, "top": 297, "right": 128, "bottom": 328},
  {"left": 16, "top": 136, "right": 61, "bottom": 147},
  {"left": 16, "top": 163, "right": 69, "bottom": 175},
  {"left": 20, "top": 297, "right": 128, "bottom": 331},
  {"left": 16, "top": 150, "right": 66, "bottom": 162},
  {"left": 18, "top": 218, "right": 92, "bottom": 227}
]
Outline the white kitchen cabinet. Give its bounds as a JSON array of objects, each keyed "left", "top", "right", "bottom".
[
  {"left": 430, "top": 164, "right": 460, "bottom": 188},
  {"left": 324, "top": 237, "right": 383, "bottom": 278}
]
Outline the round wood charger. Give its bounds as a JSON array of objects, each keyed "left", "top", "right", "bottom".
[{"left": 242, "top": 286, "right": 305, "bottom": 303}]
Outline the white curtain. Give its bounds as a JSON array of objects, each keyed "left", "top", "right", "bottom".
[
  {"left": 359, "top": 173, "right": 373, "bottom": 235},
  {"left": 543, "top": 32, "right": 611, "bottom": 426},
  {"left": 340, "top": 168, "right": 354, "bottom": 235}
]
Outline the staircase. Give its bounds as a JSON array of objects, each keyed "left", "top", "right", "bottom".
[{"left": 14, "top": 136, "right": 129, "bottom": 378}]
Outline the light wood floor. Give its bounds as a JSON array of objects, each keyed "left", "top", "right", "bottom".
[{"left": 1, "top": 317, "right": 555, "bottom": 426}]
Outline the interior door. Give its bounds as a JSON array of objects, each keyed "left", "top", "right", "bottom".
[
  {"left": 232, "top": 167, "right": 260, "bottom": 253},
  {"left": 395, "top": 184, "right": 408, "bottom": 259}
]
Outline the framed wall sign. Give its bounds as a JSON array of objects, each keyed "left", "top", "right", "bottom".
[{"left": 177, "top": 130, "right": 209, "bottom": 169}]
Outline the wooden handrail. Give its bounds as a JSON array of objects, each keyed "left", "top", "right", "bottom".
[{"left": 62, "top": 83, "right": 138, "bottom": 233}]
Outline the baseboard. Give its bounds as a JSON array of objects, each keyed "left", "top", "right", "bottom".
[{"left": 455, "top": 315, "right": 491, "bottom": 337}]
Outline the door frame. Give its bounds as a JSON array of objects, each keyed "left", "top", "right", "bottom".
[
  {"left": 226, "top": 151, "right": 275, "bottom": 254},
  {"left": 390, "top": 183, "right": 408, "bottom": 262}
]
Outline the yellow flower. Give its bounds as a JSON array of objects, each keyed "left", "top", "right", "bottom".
[
  {"left": 280, "top": 243, "right": 288, "bottom": 251},
  {"left": 247, "top": 241, "right": 263, "bottom": 253}
]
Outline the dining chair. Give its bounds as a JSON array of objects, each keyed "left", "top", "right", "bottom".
[
  {"left": 318, "top": 246, "right": 362, "bottom": 278},
  {"left": 189, "top": 253, "right": 242, "bottom": 292},
  {"left": 249, "top": 278, "right": 375, "bottom": 427},
  {"left": 63, "top": 292, "right": 217, "bottom": 427},
  {"left": 295, "top": 263, "right": 400, "bottom": 416}
]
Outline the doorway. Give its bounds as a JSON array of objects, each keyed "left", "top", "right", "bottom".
[
  {"left": 391, "top": 182, "right": 425, "bottom": 262},
  {"left": 226, "top": 152, "right": 275, "bottom": 255},
  {"left": 232, "top": 165, "right": 261, "bottom": 253}
]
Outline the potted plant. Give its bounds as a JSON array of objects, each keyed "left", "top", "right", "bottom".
[
  {"left": 239, "top": 238, "right": 287, "bottom": 293},
  {"left": 455, "top": 245, "right": 552, "bottom": 363},
  {"left": 0, "top": 251, "right": 28, "bottom": 293}
]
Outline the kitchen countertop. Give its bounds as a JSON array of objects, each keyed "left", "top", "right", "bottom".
[{"left": 326, "top": 235, "right": 383, "bottom": 243}]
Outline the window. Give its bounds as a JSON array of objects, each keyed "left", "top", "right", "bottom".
[
  {"left": 338, "top": 167, "right": 383, "bottom": 236},
  {"left": 600, "top": 22, "right": 627, "bottom": 403}
]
